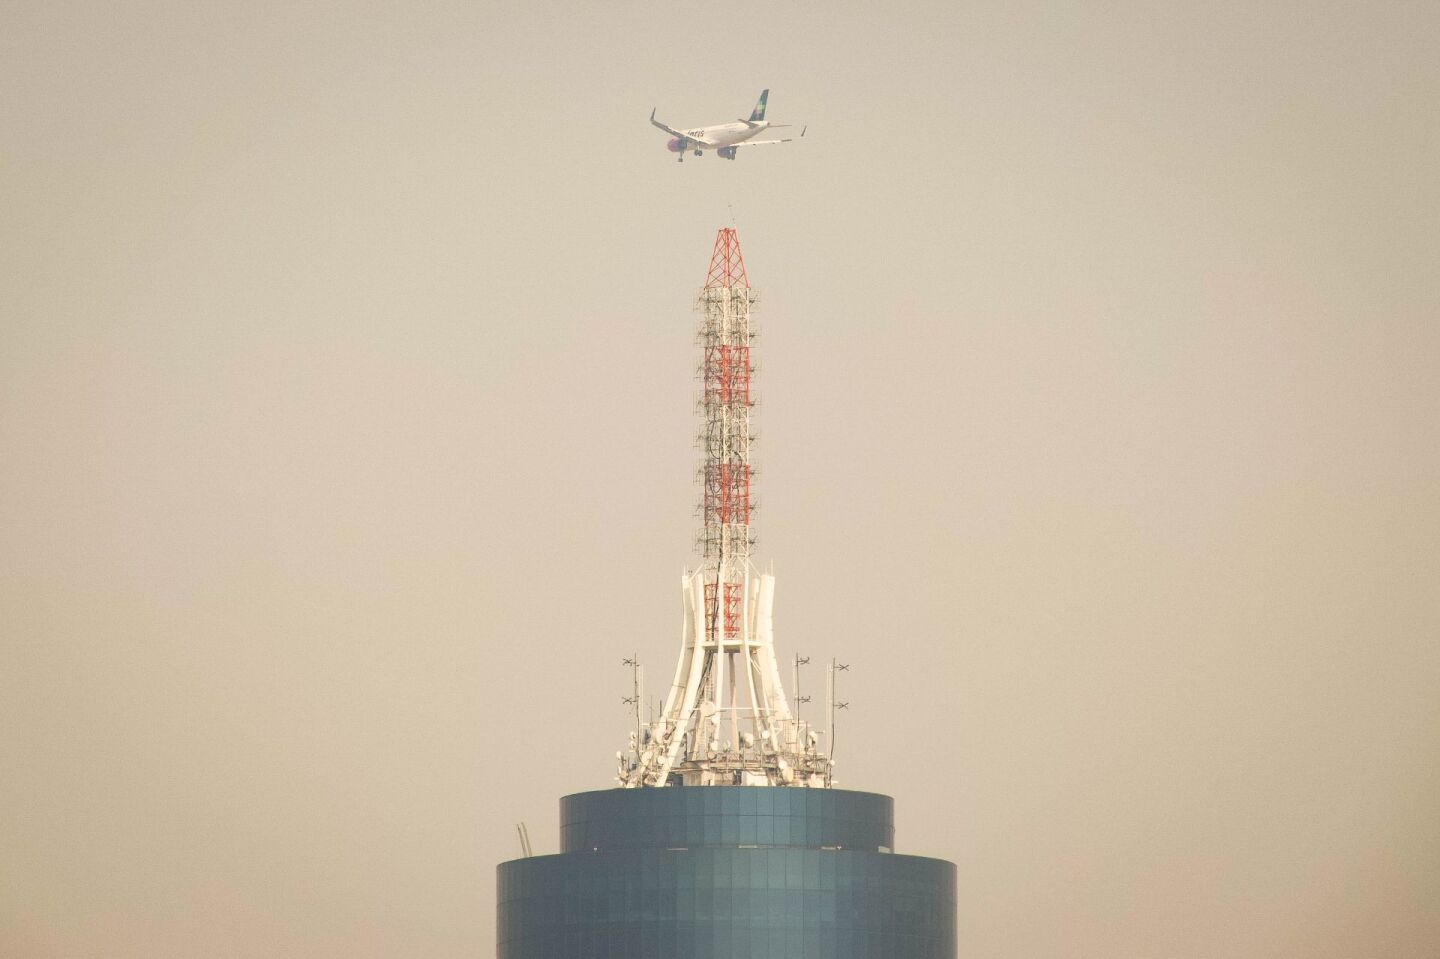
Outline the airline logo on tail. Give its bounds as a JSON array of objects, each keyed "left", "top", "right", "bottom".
[{"left": 748, "top": 89, "right": 768, "bottom": 122}]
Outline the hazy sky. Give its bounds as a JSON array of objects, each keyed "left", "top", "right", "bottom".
[{"left": 3, "top": 1, "right": 1438, "bottom": 957}]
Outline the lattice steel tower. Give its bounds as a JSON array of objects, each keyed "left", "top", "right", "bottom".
[{"left": 618, "top": 228, "right": 829, "bottom": 788}]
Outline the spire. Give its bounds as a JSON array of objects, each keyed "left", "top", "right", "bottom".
[
  {"left": 617, "top": 229, "right": 831, "bottom": 789},
  {"left": 703, "top": 227, "right": 748, "bottom": 290}
]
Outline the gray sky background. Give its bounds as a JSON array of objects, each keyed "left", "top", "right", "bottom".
[{"left": 3, "top": 1, "right": 1438, "bottom": 957}]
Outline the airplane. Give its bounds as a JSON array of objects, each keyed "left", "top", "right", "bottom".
[{"left": 650, "top": 89, "right": 803, "bottom": 162}]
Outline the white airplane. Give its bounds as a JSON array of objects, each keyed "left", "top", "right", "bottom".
[{"left": 650, "top": 89, "right": 803, "bottom": 162}]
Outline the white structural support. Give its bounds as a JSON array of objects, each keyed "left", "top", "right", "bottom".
[{"left": 618, "top": 229, "right": 831, "bottom": 789}]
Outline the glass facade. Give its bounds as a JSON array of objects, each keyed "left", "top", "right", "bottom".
[
  {"left": 498, "top": 789, "right": 955, "bottom": 959},
  {"left": 560, "top": 786, "right": 894, "bottom": 854}
]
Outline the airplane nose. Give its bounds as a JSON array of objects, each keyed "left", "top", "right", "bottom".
[{"left": 667, "top": 137, "right": 686, "bottom": 153}]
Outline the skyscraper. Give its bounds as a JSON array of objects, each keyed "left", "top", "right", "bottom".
[{"left": 497, "top": 230, "right": 956, "bottom": 959}]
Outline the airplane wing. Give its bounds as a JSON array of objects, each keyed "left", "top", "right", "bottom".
[
  {"left": 727, "top": 138, "right": 793, "bottom": 147},
  {"left": 649, "top": 109, "right": 716, "bottom": 147}
]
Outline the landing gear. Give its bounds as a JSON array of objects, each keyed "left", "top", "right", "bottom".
[{"left": 694, "top": 149, "right": 703, "bottom": 156}]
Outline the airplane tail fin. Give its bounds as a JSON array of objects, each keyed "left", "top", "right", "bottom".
[{"left": 748, "top": 89, "right": 769, "bottom": 122}]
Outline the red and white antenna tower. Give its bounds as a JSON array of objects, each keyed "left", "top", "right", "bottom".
[{"left": 619, "top": 229, "right": 831, "bottom": 788}]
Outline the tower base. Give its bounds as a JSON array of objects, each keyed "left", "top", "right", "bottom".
[{"left": 498, "top": 787, "right": 956, "bottom": 959}]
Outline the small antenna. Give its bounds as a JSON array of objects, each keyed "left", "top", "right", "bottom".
[
  {"left": 515, "top": 823, "right": 533, "bottom": 858},
  {"left": 622, "top": 657, "right": 644, "bottom": 746},
  {"left": 825, "top": 660, "right": 850, "bottom": 786}
]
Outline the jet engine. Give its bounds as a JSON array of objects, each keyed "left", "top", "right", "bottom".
[{"left": 718, "top": 146, "right": 738, "bottom": 160}]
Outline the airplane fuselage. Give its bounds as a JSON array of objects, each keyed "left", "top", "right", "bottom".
[{"left": 667, "top": 120, "right": 771, "bottom": 153}]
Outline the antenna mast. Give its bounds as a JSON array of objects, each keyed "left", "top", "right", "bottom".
[{"left": 617, "top": 229, "right": 831, "bottom": 788}]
